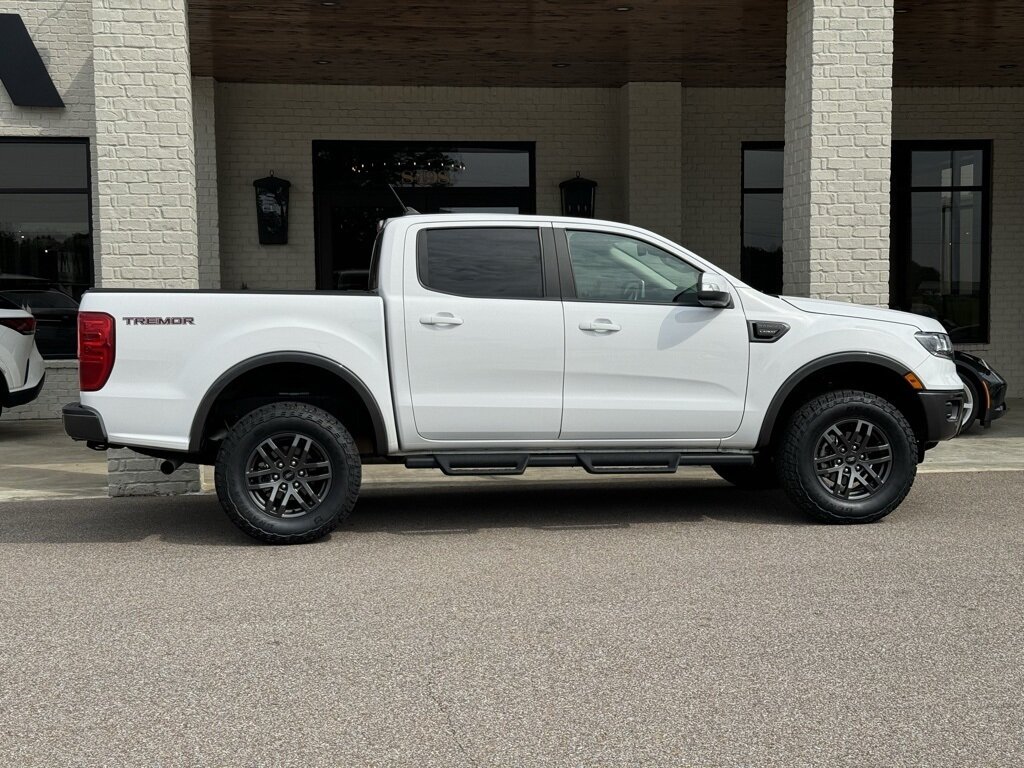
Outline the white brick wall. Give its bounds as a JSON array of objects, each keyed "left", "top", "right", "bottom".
[
  {"left": 91, "top": 0, "right": 200, "bottom": 494},
  {"left": 622, "top": 83, "right": 683, "bottom": 243},
  {"left": 0, "top": 2, "right": 95, "bottom": 423},
  {"left": 0, "top": 1, "right": 95, "bottom": 137},
  {"left": 91, "top": 0, "right": 198, "bottom": 288},
  {"left": 895, "top": 87, "right": 1024, "bottom": 384},
  {"left": 783, "top": 0, "right": 894, "bottom": 306},
  {"left": 193, "top": 76, "right": 220, "bottom": 289},
  {"left": 214, "top": 84, "right": 625, "bottom": 290},
  {"left": 680, "top": 88, "right": 786, "bottom": 275}
]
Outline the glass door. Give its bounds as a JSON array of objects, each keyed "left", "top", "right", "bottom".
[
  {"left": 313, "top": 141, "right": 536, "bottom": 291},
  {"left": 890, "top": 141, "right": 991, "bottom": 343}
]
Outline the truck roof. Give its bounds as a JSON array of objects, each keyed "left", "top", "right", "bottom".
[{"left": 384, "top": 213, "right": 646, "bottom": 229}]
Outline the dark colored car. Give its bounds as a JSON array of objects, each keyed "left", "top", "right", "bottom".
[
  {"left": 954, "top": 351, "right": 1008, "bottom": 433},
  {"left": 0, "top": 289, "right": 79, "bottom": 359}
]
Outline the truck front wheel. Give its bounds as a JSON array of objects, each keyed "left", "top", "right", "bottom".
[
  {"left": 214, "top": 401, "right": 361, "bottom": 544},
  {"left": 778, "top": 390, "right": 918, "bottom": 524}
]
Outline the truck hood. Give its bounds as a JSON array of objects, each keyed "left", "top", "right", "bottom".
[{"left": 780, "top": 296, "right": 943, "bottom": 332}]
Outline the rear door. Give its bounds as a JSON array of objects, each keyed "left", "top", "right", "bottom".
[
  {"left": 557, "top": 226, "right": 749, "bottom": 441},
  {"left": 402, "top": 223, "right": 564, "bottom": 441}
]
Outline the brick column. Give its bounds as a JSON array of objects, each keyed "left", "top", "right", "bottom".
[
  {"left": 92, "top": 0, "right": 200, "bottom": 496},
  {"left": 193, "top": 76, "right": 221, "bottom": 289},
  {"left": 783, "top": 0, "right": 894, "bottom": 305},
  {"left": 621, "top": 82, "right": 683, "bottom": 243}
]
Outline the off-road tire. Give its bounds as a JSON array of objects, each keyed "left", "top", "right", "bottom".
[
  {"left": 778, "top": 390, "right": 918, "bottom": 524},
  {"left": 711, "top": 456, "right": 779, "bottom": 489},
  {"left": 215, "top": 401, "right": 361, "bottom": 544}
]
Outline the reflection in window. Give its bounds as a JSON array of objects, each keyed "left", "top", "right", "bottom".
[
  {"left": 420, "top": 228, "right": 544, "bottom": 299},
  {"left": 896, "top": 144, "right": 988, "bottom": 343},
  {"left": 0, "top": 140, "right": 92, "bottom": 304},
  {"left": 567, "top": 231, "right": 700, "bottom": 304},
  {"left": 742, "top": 144, "right": 784, "bottom": 294}
]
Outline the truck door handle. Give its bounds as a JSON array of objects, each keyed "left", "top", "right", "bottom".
[
  {"left": 420, "top": 313, "right": 464, "bottom": 327},
  {"left": 579, "top": 319, "right": 621, "bottom": 333}
]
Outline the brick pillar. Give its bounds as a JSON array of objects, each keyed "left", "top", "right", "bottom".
[
  {"left": 193, "top": 76, "right": 221, "bottom": 289},
  {"left": 92, "top": 0, "right": 200, "bottom": 496},
  {"left": 783, "top": 0, "right": 894, "bottom": 305},
  {"left": 621, "top": 82, "right": 683, "bottom": 243}
]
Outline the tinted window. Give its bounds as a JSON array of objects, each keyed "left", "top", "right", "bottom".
[
  {"left": 0, "top": 142, "right": 88, "bottom": 189},
  {"left": 420, "top": 228, "right": 544, "bottom": 299},
  {"left": 893, "top": 142, "right": 990, "bottom": 343},
  {"left": 566, "top": 231, "right": 701, "bottom": 304},
  {"left": 742, "top": 143, "right": 784, "bottom": 294},
  {"left": 0, "top": 139, "right": 92, "bottom": 360}
]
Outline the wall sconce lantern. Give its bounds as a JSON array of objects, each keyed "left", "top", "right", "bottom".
[
  {"left": 253, "top": 172, "right": 291, "bottom": 245},
  {"left": 560, "top": 171, "right": 598, "bottom": 218}
]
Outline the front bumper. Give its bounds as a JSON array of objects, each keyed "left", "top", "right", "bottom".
[
  {"left": 3, "top": 373, "right": 45, "bottom": 408},
  {"left": 918, "top": 390, "right": 965, "bottom": 443},
  {"left": 63, "top": 402, "right": 109, "bottom": 444}
]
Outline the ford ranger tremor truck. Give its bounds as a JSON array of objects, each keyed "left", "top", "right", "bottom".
[{"left": 63, "top": 214, "right": 964, "bottom": 544}]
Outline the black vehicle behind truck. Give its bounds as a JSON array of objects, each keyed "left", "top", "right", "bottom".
[{"left": 954, "top": 351, "right": 1009, "bottom": 433}]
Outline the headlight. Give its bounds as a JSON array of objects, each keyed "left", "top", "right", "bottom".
[{"left": 915, "top": 331, "right": 954, "bottom": 359}]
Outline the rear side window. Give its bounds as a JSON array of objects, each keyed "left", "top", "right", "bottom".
[{"left": 419, "top": 228, "right": 544, "bottom": 299}]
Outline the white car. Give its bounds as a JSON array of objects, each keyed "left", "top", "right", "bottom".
[
  {"left": 0, "top": 297, "right": 45, "bottom": 415},
  {"left": 63, "top": 214, "right": 964, "bottom": 543}
]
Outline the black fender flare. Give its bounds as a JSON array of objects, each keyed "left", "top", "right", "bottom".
[
  {"left": 188, "top": 352, "right": 388, "bottom": 454},
  {"left": 755, "top": 352, "right": 914, "bottom": 448}
]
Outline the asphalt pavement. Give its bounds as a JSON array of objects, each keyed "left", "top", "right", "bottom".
[{"left": 1, "top": 470, "right": 1022, "bottom": 767}]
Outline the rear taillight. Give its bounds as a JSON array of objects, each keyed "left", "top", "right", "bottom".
[
  {"left": 0, "top": 316, "right": 36, "bottom": 335},
  {"left": 78, "top": 312, "right": 116, "bottom": 392}
]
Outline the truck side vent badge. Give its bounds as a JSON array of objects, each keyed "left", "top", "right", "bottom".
[{"left": 749, "top": 321, "right": 790, "bottom": 343}]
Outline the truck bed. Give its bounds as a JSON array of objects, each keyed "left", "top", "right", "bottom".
[{"left": 79, "top": 290, "right": 394, "bottom": 452}]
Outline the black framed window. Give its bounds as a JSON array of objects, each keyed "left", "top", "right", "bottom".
[
  {"left": 313, "top": 141, "right": 536, "bottom": 291},
  {"left": 741, "top": 142, "right": 784, "bottom": 294},
  {"left": 0, "top": 138, "right": 92, "bottom": 300},
  {"left": 890, "top": 141, "right": 991, "bottom": 343},
  {"left": 0, "top": 138, "right": 92, "bottom": 359}
]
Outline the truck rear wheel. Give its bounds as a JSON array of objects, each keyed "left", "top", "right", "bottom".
[
  {"left": 778, "top": 390, "right": 918, "bottom": 524},
  {"left": 214, "top": 401, "right": 361, "bottom": 544}
]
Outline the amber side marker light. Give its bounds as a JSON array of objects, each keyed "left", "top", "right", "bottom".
[{"left": 904, "top": 372, "right": 924, "bottom": 390}]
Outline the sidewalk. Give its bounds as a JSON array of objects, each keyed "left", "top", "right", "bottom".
[{"left": 1, "top": 400, "right": 1020, "bottom": 502}]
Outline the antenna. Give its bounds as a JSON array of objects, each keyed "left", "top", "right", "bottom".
[{"left": 388, "top": 184, "right": 420, "bottom": 215}]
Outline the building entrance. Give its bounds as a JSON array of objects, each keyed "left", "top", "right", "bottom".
[{"left": 313, "top": 141, "right": 535, "bottom": 290}]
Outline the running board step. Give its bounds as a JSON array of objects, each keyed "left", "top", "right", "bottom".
[{"left": 404, "top": 452, "right": 753, "bottom": 477}]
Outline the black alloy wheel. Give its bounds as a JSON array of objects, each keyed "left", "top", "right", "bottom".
[
  {"left": 245, "top": 433, "right": 334, "bottom": 517},
  {"left": 778, "top": 390, "right": 918, "bottom": 524},
  {"left": 215, "top": 402, "right": 361, "bottom": 544},
  {"left": 813, "top": 418, "right": 893, "bottom": 500}
]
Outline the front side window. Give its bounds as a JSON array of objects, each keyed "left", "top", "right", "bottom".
[
  {"left": 891, "top": 142, "right": 991, "bottom": 343},
  {"left": 419, "top": 227, "right": 544, "bottom": 299},
  {"left": 566, "top": 230, "right": 701, "bottom": 304},
  {"left": 0, "top": 139, "right": 92, "bottom": 359}
]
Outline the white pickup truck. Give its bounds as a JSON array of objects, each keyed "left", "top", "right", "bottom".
[{"left": 64, "top": 214, "right": 964, "bottom": 543}]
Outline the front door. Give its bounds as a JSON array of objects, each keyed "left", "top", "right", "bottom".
[
  {"left": 557, "top": 228, "right": 749, "bottom": 441},
  {"left": 403, "top": 224, "right": 564, "bottom": 441}
]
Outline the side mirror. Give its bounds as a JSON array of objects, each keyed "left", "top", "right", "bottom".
[{"left": 697, "top": 274, "right": 733, "bottom": 309}]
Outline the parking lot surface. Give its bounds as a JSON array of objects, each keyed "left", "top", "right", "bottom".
[
  {"left": 1, "top": 470, "right": 1021, "bottom": 767},
  {"left": 0, "top": 399, "right": 1021, "bottom": 502}
]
